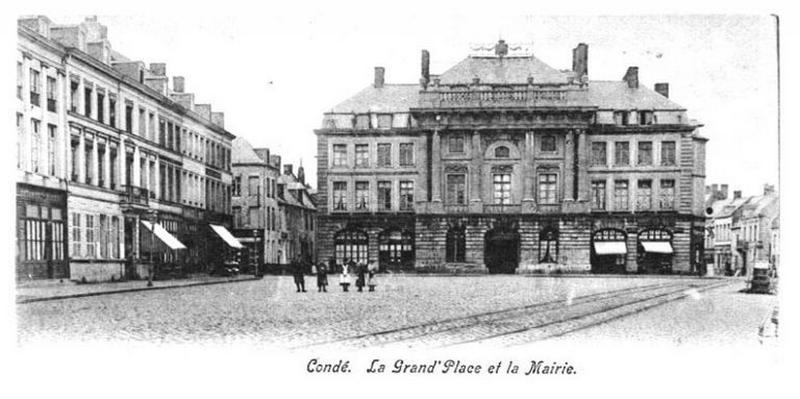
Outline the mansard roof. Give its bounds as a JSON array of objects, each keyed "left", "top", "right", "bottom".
[
  {"left": 438, "top": 55, "right": 570, "bottom": 85},
  {"left": 232, "top": 137, "right": 265, "bottom": 165},
  {"left": 587, "top": 81, "right": 685, "bottom": 110},
  {"left": 329, "top": 84, "right": 420, "bottom": 114}
]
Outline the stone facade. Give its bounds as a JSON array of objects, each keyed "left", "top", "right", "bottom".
[
  {"left": 314, "top": 40, "right": 708, "bottom": 274},
  {"left": 17, "top": 16, "right": 236, "bottom": 282}
]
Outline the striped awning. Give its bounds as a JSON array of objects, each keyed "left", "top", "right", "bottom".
[
  {"left": 593, "top": 241, "right": 627, "bottom": 255},
  {"left": 641, "top": 241, "right": 673, "bottom": 254}
]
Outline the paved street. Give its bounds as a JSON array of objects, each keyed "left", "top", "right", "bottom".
[{"left": 16, "top": 275, "right": 776, "bottom": 349}]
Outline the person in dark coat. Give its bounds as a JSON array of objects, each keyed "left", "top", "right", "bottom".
[
  {"left": 291, "top": 255, "right": 306, "bottom": 292},
  {"left": 355, "top": 261, "right": 367, "bottom": 292},
  {"left": 316, "top": 261, "right": 328, "bottom": 292},
  {"left": 367, "top": 260, "right": 377, "bottom": 292}
]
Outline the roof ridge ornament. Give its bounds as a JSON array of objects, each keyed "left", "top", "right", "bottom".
[{"left": 469, "top": 40, "right": 533, "bottom": 57}]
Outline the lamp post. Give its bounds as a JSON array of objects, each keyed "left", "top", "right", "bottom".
[
  {"left": 253, "top": 228, "right": 261, "bottom": 278},
  {"left": 147, "top": 209, "right": 157, "bottom": 287}
]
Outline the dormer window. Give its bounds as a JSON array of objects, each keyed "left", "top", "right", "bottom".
[
  {"left": 355, "top": 114, "right": 370, "bottom": 129},
  {"left": 376, "top": 114, "right": 392, "bottom": 129},
  {"left": 613, "top": 111, "right": 630, "bottom": 125},
  {"left": 494, "top": 146, "right": 510, "bottom": 158},
  {"left": 639, "top": 111, "right": 654, "bottom": 125}
]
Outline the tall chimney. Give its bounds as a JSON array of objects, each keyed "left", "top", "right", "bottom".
[
  {"left": 764, "top": 184, "right": 775, "bottom": 195},
  {"left": 654, "top": 83, "right": 669, "bottom": 98},
  {"left": 421, "top": 49, "right": 430, "bottom": 89},
  {"left": 572, "top": 43, "right": 588, "bottom": 82},
  {"left": 374, "top": 66, "right": 385, "bottom": 88},
  {"left": 211, "top": 112, "right": 225, "bottom": 128},
  {"left": 173, "top": 76, "right": 185, "bottom": 93},
  {"left": 298, "top": 165, "right": 305, "bottom": 184},
  {"left": 195, "top": 104, "right": 212, "bottom": 121},
  {"left": 150, "top": 63, "right": 166, "bottom": 76},
  {"left": 623, "top": 66, "right": 639, "bottom": 89},
  {"left": 720, "top": 184, "right": 729, "bottom": 200},
  {"left": 284, "top": 164, "right": 293, "bottom": 176},
  {"left": 733, "top": 190, "right": 742, "bottom": 200}
]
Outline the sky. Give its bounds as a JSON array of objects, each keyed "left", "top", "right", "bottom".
[{"left": 48, "top": 13, "right": 779, "bottom": 197}]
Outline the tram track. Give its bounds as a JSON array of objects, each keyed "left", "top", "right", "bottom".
[{"left": 297, "top": 279, "right": 716, "bottom": 350}]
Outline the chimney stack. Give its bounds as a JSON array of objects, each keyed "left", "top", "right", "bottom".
[
  {"left": 284, "top": 164, "right": 294, "bottom": 176},
  {"left": 654, "top": 83, "right": 669, "bottom": 98},
  {"left": 720, "top": 184, "right": 729, "bottom": 200},
  {"left": 421, "top": 49, "right": 430, "bottom": 89},
  {"left": 572, "top": 43, "right": 588, "bottom": 83},
  {"left": 764, "top": 184, "right": 775, "bottom": 195},
  {"left": 623, "top": 66, "right": 639, "bottom": 89},
  {"left": 298, "top": 165, "right": 306, "bottom": 184},
  {"left": 173, "top": 76, "right": 185, "bottom": 93},
  {"left": 195, "top": 104, "right": 212, "bottom": 121},
  {"left": 374, "top": 66, "right": 385, "bottom": 88},
  {"left": 733, "top": 190, "right": 742, "bottom": 200},
  {"left": 211, "top": 112, "right": 225, "bottom": 128}
]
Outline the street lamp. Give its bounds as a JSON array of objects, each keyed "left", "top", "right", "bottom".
[{"left": 253, "top": 228, "right": 261, "bottom": 278}]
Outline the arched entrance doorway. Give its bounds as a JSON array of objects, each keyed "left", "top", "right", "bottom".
[
  {"left": 378, "top": 229, "right": 414, "bottom": 271},
  {"left": 591, "top": 228, "right": 627, "bottom": 274},
  {"left": 334, "top": 228, "right": 368, "bottom": 268},
  {"left": 484, "top": 227, "right": 520, "bottom": 274},
  {"left": 637, "top": 228, "right": 673, "bottom": 274}
]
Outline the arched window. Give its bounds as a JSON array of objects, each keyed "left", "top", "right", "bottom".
[
  {"left": 538, "top": 227, "right": 559, "bottom": 263},
  {"left": 494, "top": 146, "right": 510, "bottom": 158},
  {"left": 446, "top": 226, "right": 466, "bottom": 263},
  {"left": 334, "top": 229, "right": 368, "bottom": 264},
  {"left": 378, "top": 229, "right": 414, "bottom": 270}
]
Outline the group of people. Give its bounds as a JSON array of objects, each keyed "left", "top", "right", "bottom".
[{"left": 290, "top": 256, "right": 378, "bottom": 293}]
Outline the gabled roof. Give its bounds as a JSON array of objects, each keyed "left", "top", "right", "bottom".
[
  {"left": 713, "top": 197, "right": 750, "bottom": 218},
  {"left": 587, "top": 81, "right": 685, "bottom": 110},
  {"left": 740, "top": 195, "right": 778, "bottom": 219},
  {"left": 329, "top": 84, "right": 420, "bottom": 114},
  {"left": 437, "top": 56, "right": 570, "bottom": 85},
  {"left": 232, "top": 137, "right": 265, "bottom": 164}
]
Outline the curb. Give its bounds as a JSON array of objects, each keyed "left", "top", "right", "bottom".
[{"left": 16, "top": 276, "right": 261, "bottom": 304}]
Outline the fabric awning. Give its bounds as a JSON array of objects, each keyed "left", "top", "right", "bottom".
[
  {"left": 140, "top": 221, "right": 187, "bottom": 250},
  {"left": 641, "top": 241, "right": 673, "bottom": 254},
  {"left": 593, "top": 241, "right": 627, "bottom": 255},
  {"left": 210, "top": 224, "right": 244, "bottom": 249}
]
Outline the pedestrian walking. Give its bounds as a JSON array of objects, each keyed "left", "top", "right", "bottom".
[
  {"left": 291, "top": 255, "right": 306, "bottom": 293},
  {"left": 339, "top": 258, "right": 352, "bottom": 292},
  {"left": 316, "top": 261, "right": 328, "bottom": 292},
  {"left": 355, "top": 261, "right": 367, "bottom": 292},
  {"left": 367, "top": 260, "right": 378, "bottom": 292}
]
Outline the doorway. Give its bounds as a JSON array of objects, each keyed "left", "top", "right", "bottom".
[{"left": 484, "top": 228, "right": 520, "bottom": 274}]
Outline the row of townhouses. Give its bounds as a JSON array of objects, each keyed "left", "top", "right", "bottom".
[
  {"left": 704, "top": 184, "right": 779, "bottom": 276},
  {"left": 315, "top": 40, "right": 709, "bottom": 274},
  {"left": 230, "top": 138, "right": 317, "bottom": 269}
]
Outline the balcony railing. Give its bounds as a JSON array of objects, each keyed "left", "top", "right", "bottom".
[
  {"left": 444, "top": 204, "right": 469, "bottom": 214},
  {"left": 418, "top": 87, "right": 588, "bottom": 109},
  {"left": 537, "top": 203, "right": 562, "bottom": 214},
  {"left": 483, "top": 204, "right": 521, "bottom": 214},
  {"left": 120, "top": 185, "right": 149, "bottom": 207}
]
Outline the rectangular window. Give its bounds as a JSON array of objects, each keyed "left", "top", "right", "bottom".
[
  {"left": 332, "top": 144, "right": 347, "bottom": 167},
  {"left": 248, "top": 207, "right": 259, "bottom": 227},
  {"left": 538, "top": 173, "right": 557, "bottom": 204},
  {"left": 232, "top": 206, "right": 242, "bottom": 227},
  {"left": 85, "top": 214, "right": 95, "bottom": 258},
  {"left": 99, "top": 215, "right": 108, "bottom": 258},
  {"left": 16, "top": 62, "right": 23, "bottom": 99},
  {"left": 377, "top": 143, "right": 391, "bottom": 167},
  {"left": 659, "top": 179, "right": 675, "bottom": 210},
  {"left": 355, "top": 181, "right": 369, "bottom": 210},
  {"left": 46, "top": 76, "right": 57, "bottom": 112},
  {"left": 248, "top": 176, "right": 260, "bottom": 197},
  {"left": 400, "top": 180, "right": 414, "bottom": 211},
  {"left": 30, "top": 69, "right": 41, "bottom": 107},
  {"left": 446, "top": 174, "right": 466, "bottom": 205},
  {"left": 541, "top": 135, "right": 557, "bottom": 152},
  {"left": 48, "top": 125, "right": 56, "bottom": 176},
  {"left": 138, "top": 108, "right": 146, "bottom": 136},
  {"left": 355, "top": 114, "right": 370, "bottom": 129},
  {"left": 377, "top": 181, "right": 392, "bottom": 211},
  {"left": 399, "top": 143, "right": 414, "bottom": 166},
  {"left": 614, "top": 180, "right": 629, "bottom": 210},
  {"left": 639, "top": 111, "right": 654, "bottom": 125},
  {"left": 84, "top": 87, "right": 93, "bottom": 116},
  {"left": 614, "top": 111, "right": 630, "bottom": 125},
  {"left": 493, "top": 174, "right": 511, "bottom": 204},
  {"left": 355, "top": 144, "right": 369, "bottom": 168},
  {"left": 70, "top": 80, "right": 79, "bottom": 112},
  {"left": 333, "top": 182, "right": 347, "bottom": 211},
  {"left": 591, "top": 180, "right": 606, "bottom": 210},
  {"left": 614, "top": 142, "right": 630, "bottom": 166},
  {"left": 637, "top": 141, "right": 653, "bottom": 166},
  {"left": 31, "top": 119, "right": 41, "bottom": 173},
  {"left": 661, "top": 141, "right": 676, "bottom": 166},
  {"left": 636, "top": 180, "right": 653, "bottom": 211},
  {"left": 111, "top": 216, "right": 119, "bottom": 259},
  {"left": 591, "top": 142, "right": 607, "bottom": 166},
  {"left": 159, "top": 119, "right": 166, "bottom": 146},
  {"left": 376, "top": 114, "right": 392, "bottom": 129},
  {"left": 96, "top": 92, "right": 105, "bottom": 122},
  {"left": 449, "top": 134, "right": 465, "bottom": 153}
]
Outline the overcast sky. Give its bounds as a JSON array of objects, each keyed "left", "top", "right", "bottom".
[{"left": 51, "top": 13, "right": 778, "bottom": 196}]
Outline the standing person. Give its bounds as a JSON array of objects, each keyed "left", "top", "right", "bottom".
[
  {"left": 291, "top": 255, "right": 306, "bottom": 293},
  {"left": 355, "top": 261, "right": 366, "bottom": 292},
  {"left": 367, "top": 260, "right": 378, "bottom": 292},
  {"left": 316, "top": 261, "right": 328, "bottom": 292},
  {"left": 339, "top": 258, "right": 351, "bottom": 292}
]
